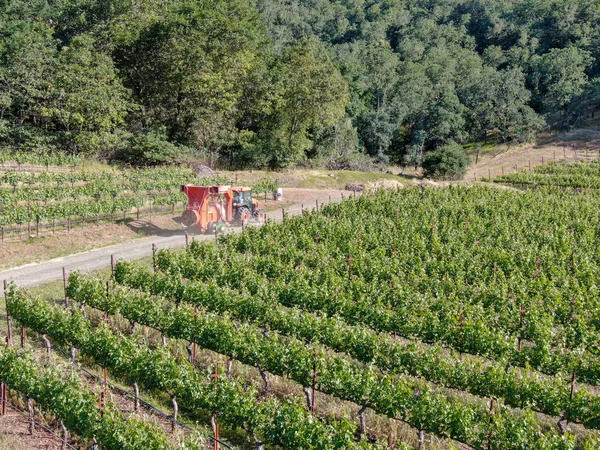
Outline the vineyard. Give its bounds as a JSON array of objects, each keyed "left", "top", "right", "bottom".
[
  {"left": 0, "top": 167, "right": 231, "bottom": 240},
  {"left": 3, "top": 182, "right": 600, "bottom": 448},
  {"left": 493, "top": 159, "right": 600, "bottom": 189}
]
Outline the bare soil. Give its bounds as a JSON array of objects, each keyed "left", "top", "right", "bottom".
[
  {"left": 465, "top": 129, "right": 600, "bottom": 181},
  {"left": 0, "top": 408, "right": 65, "bottom": 450}
]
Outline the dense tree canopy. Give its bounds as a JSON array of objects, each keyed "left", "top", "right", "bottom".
[{"left": 0, "top": 0, "right": 599, "bottom": 167}]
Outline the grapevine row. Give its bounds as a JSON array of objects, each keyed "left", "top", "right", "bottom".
[
  {"left": 0, "top": 151, "right": 82, "bottom": 166},
  {"left": 6, "top": 286, "right": 387, "bottom": 450},
  {"left": 0, "top": 346, "right": 199, "bottom": 450},
  {"left": 494, "top": 172, "right": 600, "bottom": 188},
  {"left": 0, "top": 192, "right": 185, "bottom": 226},
  {"left": 65, "top": 273, "right": 582, "bottom": 449},
  {"left": 0, "top": 167, "right": 195, "bottom": 186},
  {"left": 153, "top": 187, "right": 600, "bottom": 380},
  {"left": 106, "top": 263, "right": 600, "bottom": 429}
]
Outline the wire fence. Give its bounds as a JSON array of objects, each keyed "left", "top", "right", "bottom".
[
  {"left": 471, "top": 145, "right": 600, "bottom": 182},
  {"left": 0, "top": 162, "right": 80, "bottom": 173},
  {"left": 0, "top": 202, "right": 184, "bottom": 243}
]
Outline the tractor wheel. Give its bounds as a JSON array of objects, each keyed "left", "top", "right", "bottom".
[
  {"left": 255, "top": 210, "right": 265, "bottom": 225},
  {"left": 181, "top": 210, "right": 200, "bottom": 228},
  {"left": 206, "top": 221, "right": 217, "bottom": 235},
  {"left": 234, "top": 206, "right": 250, "bottom": 226}
]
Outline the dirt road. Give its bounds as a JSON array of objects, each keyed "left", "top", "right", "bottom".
[
  {"left": 0, "top": 189, "right": 345, "bottom": 288},
  {"left": 465, "top": 129, "right": 600, "bottom": 181}
]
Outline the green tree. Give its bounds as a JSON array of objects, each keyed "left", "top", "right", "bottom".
[
  {"left": 422, "top": 142, "right": 471, "bottom": 180},
  {"left": 257, "top": 39, "right": 349, "bottom": 169},
  {"left": 0, "top": 8, "right": 57, "bottom": 149},
  {"left": 111, "top": 0, "right": 267, "bottom": 154},
  {"left": 531, "top": 47, "right": 593, "bottom": 112},
  {"left": 461, "top": 66, "right": 544, "bottom": 143},
  {"left": 42, "top": 35, "right": 130, "bottom": 154}
]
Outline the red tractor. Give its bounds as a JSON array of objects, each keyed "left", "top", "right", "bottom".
[{"left": 180, "top": 185, "right": 265, "bottom": 233}]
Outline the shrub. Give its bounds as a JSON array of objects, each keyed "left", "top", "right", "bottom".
[
  {"left": 117, "top": 129, "right": 188, "bottom": 166},
  {"left": 422, "top": 143, "right": 471, "bottom": 180}
]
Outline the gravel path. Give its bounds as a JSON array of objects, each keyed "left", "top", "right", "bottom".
[{"left": 0, "top": 189, "right": 344, "bottom": 288}]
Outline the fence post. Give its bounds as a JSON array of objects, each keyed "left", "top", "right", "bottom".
[
  {"left": 0, "top": 382, "right": 6, "bottom": 416},
  {"left": 311, "top": 351, "right": 317, "bottom": 413},
  {"left": 27, "top": 396, "right": 34, "bottom": 435},
  {"left": 60, "top": 420, "right": 67, "bottom": 450},
  {"left": 486, "top": 398, "right": 495, "bottom": 450},
  {"left": 133, "top": 382, "right": 140, "bottom": 412},
  {"left": 63, "top": 268, "right": 69, "bottom": 307},
  {"left": 110, "top": 255, "right": 115, "bottom": 278},
  {"left": 152, "top": 243, "right": 157, "bottom": 273},
  {"left": 4, "top": 280, "right": 11, "bottom": 346}
]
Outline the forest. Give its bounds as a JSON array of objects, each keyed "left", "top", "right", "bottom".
[{"left": 1, "top": 0, "right": 599, "bottom": 169}]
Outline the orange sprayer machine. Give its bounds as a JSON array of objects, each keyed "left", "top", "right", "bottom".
[{"left": 180, "top": 185, "right": 265, "bottom": 233}]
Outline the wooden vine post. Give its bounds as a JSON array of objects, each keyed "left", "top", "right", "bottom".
[
  {"left": 152, "top": 243, "right": 157, "bottom": 273},
  {"left": 133, "top": 382, "right": 140, "bottom": 412},
  {"left": 486, "top": 398, "right": 495, "bottom": 450},
  {"left": 192, "top": 307, "right": 198, "bottom": 366},
  {"left": 570, "top": 372, "right": 577, "bottom": 400},
  {"left": 311, "top": 351, "right": 317, "bottom": 413},
  {"left": 20, "top": 326, "right": 26, "bottom": 348},
  {"left": 517, "top": 304, "right": 525, "bottom": 351},
  {"left": 99, "top": 368, "right": 107, "bottom": 418},
  {"left": 104, "top": 281, "right": 110, "bottom": 323},
  {"left": 458, "top": 313, "right": 464, "bottom": 360},
  {"left": 171, "top": 394, "right": 178, "bottom": 432},
  {"left": 211, "top": 364, "right": 220, "bottom": 450},
  {"left": 27, "top": 395, "right": 34, "bottom": 435},
  {"left": 60, "top": 420, "right": 67, "bottom": 450},
  {"left": 62, "top": 267, "right": 69, "bottom": 307},
  {"left": 357, "top": 405, "right": 368, "bottom": 439},
  {"left": 417, "top": 430, "right": 425, "bottom": 450},
  {"left": 4, "top": 280, "right": 12, "bottom": 346},
  {"left": 0, "top": 380, "right": 6, "bottom": 416},
  {"left": 110, "top": 255, "right": 115, "bottom": 278}
]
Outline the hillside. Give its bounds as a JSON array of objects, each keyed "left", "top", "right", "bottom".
[{"left": 0, "top": 0, "right": 599, "bottom": 170}]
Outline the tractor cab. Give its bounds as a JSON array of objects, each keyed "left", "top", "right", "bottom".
[
  {"left": 231, "top": 187, "right": 260, "bottom": 224},
  {"left": 232, "top": 188, "right": 254, "bottom": 208}
]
